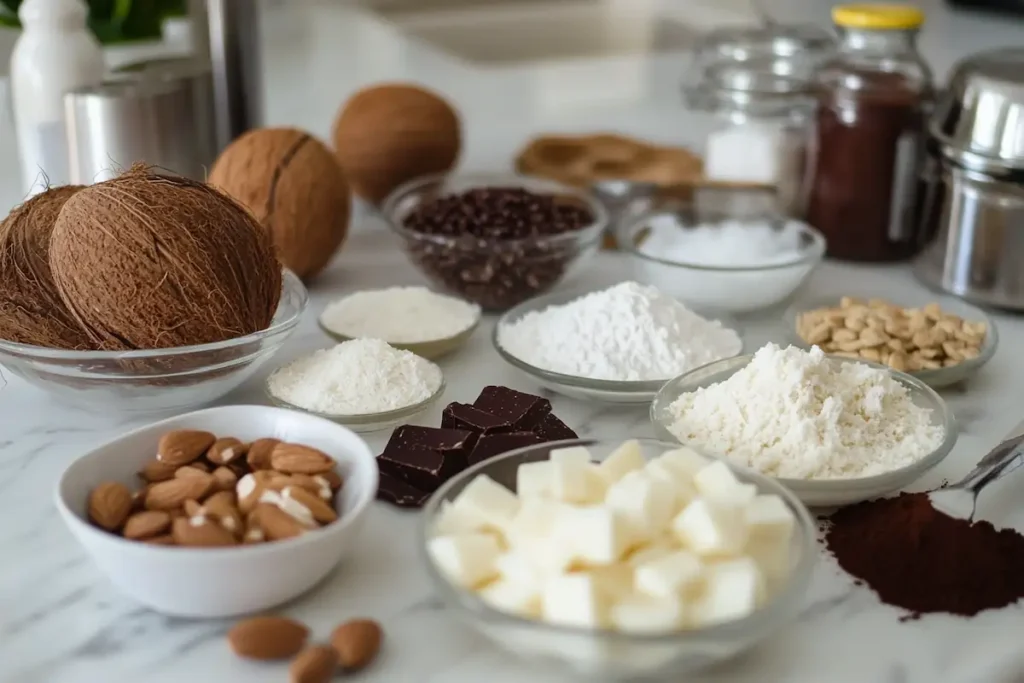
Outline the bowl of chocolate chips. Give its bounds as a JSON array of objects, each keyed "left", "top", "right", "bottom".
[{"left": 380, "top": 173, "right": 608, "bottom": 311}]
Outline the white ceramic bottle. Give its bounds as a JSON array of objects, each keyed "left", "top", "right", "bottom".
[{"left": 10, "top": 0, "right": 105, "bottom": 197}]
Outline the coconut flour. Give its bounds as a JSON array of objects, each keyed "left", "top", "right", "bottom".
[
  {"left": 496, "top": 282, "right": 742, "bottom": 381},
  {"left": 267, "top": 338, "right": 443, "bottom": 415},
  {"left": 319, "top": 287, "right": 480, "bottom": 344},
  {"left": 665, "top": 344, "right": 945, "bottom": 479}
]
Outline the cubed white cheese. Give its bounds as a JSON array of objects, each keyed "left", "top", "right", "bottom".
[
  {"left": 480, "top": 579, "right": 542, "bottom": 617},
  {"left": 610, "top": 594, "right": 686, "bottom": 634},
  {"left": 563, "top": 505, "right": 631, "bottom": 566},
  {"left": 745, "top": 494, "right": 795, "bottom": 543},
  {"left": 644, "top": 459, "right": 696, "bottom": 511},
  {"left": 451, "top": 475, "right": 520, "bottom": 534},
  {"left": 516, "top": 461, "right": 554, "bottom": 499},
  {"left": 434, "top": 500, "right": 483, "bottom": 537},
  {"left": 658, "top": 447, "right": 710, "bottom": 481},
  {"left": 693, "top": 461, "right": 757, "bottom": 507},
  {"left": 597, "top": 439, "right": 646, "bottom": 484},
  {"left": 520, "top": 534, "right": 577, "bottom": 577},
  {"left": 588, "top": 564, "right": 634, "bottom": 602},
  {"left": 505, "top": 499, "right": 562, "bottom": 548},
  {"left": 605, "top": 471, "right": 675, "bottom": 540},
  {"left": 549, "top": 445, "right": 593, "bottom": 467},
  {"left": 428, "top": 533, "right": 502, "bottom": 589},
  {"left": 626, "top": 540, "right": 678, "bottom": 568},
  {"left": 542, "top": 573, "right": 607, "bottom": 628},
  {"left": 690, "top": 557, "right": 765, "bottom": 627},
  {"left": 634, "top": 550, "right": 704, "bottom": 598},
  {"left": 495, "top": 551, "right": 545, "bottom": 589},
  {"left": 550, "top": 459, "right": 604, "bottom": 505},
  {"left": 672, "top": 498, "right": 748, "bottom": 557},
  {"left": 746, "top": 536, "right": 791, "bottom": 584}
]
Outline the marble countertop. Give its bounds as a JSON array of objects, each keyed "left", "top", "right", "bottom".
[{"left": 3, "top": 1, "right": 1024, "bottom": 682}]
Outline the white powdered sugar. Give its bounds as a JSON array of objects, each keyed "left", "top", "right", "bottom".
[
  {"left": 267, "top": 338, "right": 443, "bottom": 415},
  {"left": 665, "top": 344, "right": 945, "bottom": 480},
  {"left": 496, "top": 282, "right": 743, "bottom": 381},
  {"left": 320, "top": 287, "right": 480, "bottom": 344}
]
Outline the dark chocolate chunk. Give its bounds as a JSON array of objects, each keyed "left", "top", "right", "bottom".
[
  {"left": 442, "top": 402, "right": 514, "bottom": 435},
  {"left": 468, "top": 431, "right": 544, "bottom": 467},
  {"left": 378, "top": 426, "right": 473, "bottom": 492},
  {"left": 376, "top": 472, "right": 431, "bottom": 509},
  {"left": 384, "top": 425, "right": 474, "bottom": 455},
  {"left": 473, "top": 385, "right": 551, "bottom": 431},
  {"left": 533, "top": 412, "right": 578, "bottom": 442}
]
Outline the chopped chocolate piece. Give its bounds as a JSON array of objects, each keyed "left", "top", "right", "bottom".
[
  {"left": 376, "top": 472, "right": 431, "bottom": 509},
  {"left": 442, "top": 402, "right": 515, "bottom": 435},
  {"left": 468, "top": 431, "right": 544, "bottom": 467},
  {"left": 533, "top": 412, "right": 578, "bottom": 442},
  {"left": 378, "top": 426, "right": 474, "bottom": 491},
  {"left": 472, "top": 385, "right": 551, "bottom": 431}
]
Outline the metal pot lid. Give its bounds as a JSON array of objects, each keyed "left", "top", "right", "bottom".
[
  {"left": 930, "top": 48, "right": 1024, "bottom": 169},
  {"left": 695, "top": 23, "right": 834, "bottom": 63}
]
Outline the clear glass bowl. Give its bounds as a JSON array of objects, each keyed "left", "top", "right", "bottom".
[
  {"left": 379, "top": 172, "right": 608, "bottom": 312},
  {"left": 494, "top": 287, "right": 745, "bottom": 404},
  {"left": 317, "top": 316, "right": 480, "bottom": 361},
  {"left": 783, "top": 291, "right": 998, "bottom": 389},
  {"left": 651, "top": 354, "right": 958, "bottom": 507},
  {"left": 266, "top": 377, "right": 446, "bottom": 433},
  {"left": 418, "top": 438, "right": 817, "bottom": 680},
  {"left": 0, "top": 270, "right": 308, "bottom": 416},
  {"left": 617, "top": 204, "right": 825, "bottom": 315}
]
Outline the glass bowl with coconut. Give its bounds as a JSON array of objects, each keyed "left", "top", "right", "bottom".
[{"left": 0, "top": 168, "right": 307, "bottom": 415}]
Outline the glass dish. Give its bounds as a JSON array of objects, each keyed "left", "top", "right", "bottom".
[
  {"left": 317, "top": 315, "right": 480, "bottom": 361},
  {"left": 418, "top": 438, "right": 817, "bottom": 680},
  {"left": 493, "top": 287, "right": 745, "bottom": 404},
  {"left": 651, "top": 354, "right": 958, "bottom": 507},
  {"left": 265, "top": 377, "right": 446, "bottom": 433},
  {"left": 379, "top": 172, "right": 608, "bottom": 312},
  {"left": 0, "top": 270, "right": 308, "bottom": 416},
  {"left": 784, "top": 291, "right": 998, "bottom": 389},
  {"left": 617, "top": 203, "right": 825, "bottom": 315}
]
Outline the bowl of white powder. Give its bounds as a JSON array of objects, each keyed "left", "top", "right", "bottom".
[
  {"left": 618, "top": 210, "right": 825, "bottom": 315},
  {"left": 494, "top": 283, "right": 744, "bottom": 404},
  {"left": 650, "top": 344, "right": 957, "bottom": 507}
]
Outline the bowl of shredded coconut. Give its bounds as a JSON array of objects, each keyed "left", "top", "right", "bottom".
[
  {"left": 494, "top": 282, "right": 744, "bottom": 404},
  {"left": 650, "top": 344, "right": 957, "bottom": 506},
  {"left": 265, "top": 338, "right": 446, "bottom": 432}
]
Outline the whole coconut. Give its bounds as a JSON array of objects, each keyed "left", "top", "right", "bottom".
[
  {"left": 0, "top": 185, "right": 93, "bottom": 349},
  {"left": 208, "top": 128, "right": 350, "bottom": 281},
  {"left": 49, "top": 166, "right": 282, "bottom": 350},
  {"left": 332, "top": 83, "right": 461, "bottom": 204}
]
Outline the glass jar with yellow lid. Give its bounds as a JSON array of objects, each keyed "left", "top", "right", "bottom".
[{"left": 806, "top": 4, "right": 935, "bottom": 263}]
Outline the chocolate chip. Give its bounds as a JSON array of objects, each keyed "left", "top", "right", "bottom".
[
  {"left": 376, "top": 472, "right": 431, "bottom": 509},
  {"left": 441, "top": 402, "right": 514, "bottom": 435},
  {"left": 472, "top": 385, "right": 551, "bottom": 431},
  {"left": 533, "top": 412, "right": 578, "bottom": 442},
  {"left": 468, "top": 432, "right": 544, "bottom": 467}
]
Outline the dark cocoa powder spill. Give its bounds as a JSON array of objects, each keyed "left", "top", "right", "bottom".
[{"left": 824, "top": 492, "right": 1024, "bottom": 618}]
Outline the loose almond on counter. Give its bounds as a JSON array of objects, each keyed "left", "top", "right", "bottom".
[
  {"left": 157, "top": 430, "right": 217, "bottom": 466},
  {"left": 227, "top": 616, "right": 310, "bottom": 660},
  {"left": 331, "top": 618, "right": 383, "bottom": 671},
  {"left": 289, "top": 645, "right": 339, "bottom": 683},
  {"left": 87, "top": 481, "right": 133, "bottom": 531}
]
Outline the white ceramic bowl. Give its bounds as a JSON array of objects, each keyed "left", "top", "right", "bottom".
[{"left": 55, "top": 405, "right": 379, "bottom": 618}]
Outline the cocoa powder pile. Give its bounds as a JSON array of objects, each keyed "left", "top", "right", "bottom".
[{"left": 825, "top": 492, "right": 1024, "bottom": 618}]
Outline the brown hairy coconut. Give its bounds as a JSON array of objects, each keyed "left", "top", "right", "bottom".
[
  {"left": 0, "top": 185, "right": 94, "bottom": 349},
  {"left": 332, "top": 83, "right": 461, "bottom": 204},
  {"left": 49, "top": 166, "right": 282, "bottom": 350},
  {"left": 208, "top": 127, "right": 350, "bottom": 281}
]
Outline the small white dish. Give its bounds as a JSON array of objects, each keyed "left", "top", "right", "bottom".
[{"left": 54, "top": 405, "right": 378, "bottom": 618}]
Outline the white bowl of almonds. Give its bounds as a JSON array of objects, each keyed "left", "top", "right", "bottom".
[
  {"left": 54, "top": 405, "right": 378, "bottom": 618},
  {"left": 786, "top": 292, "right": 997, "bottom": 388}
]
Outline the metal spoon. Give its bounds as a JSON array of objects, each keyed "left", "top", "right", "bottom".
[{"left": 929, "top": 425, "right": 1024, "bottom": 521}]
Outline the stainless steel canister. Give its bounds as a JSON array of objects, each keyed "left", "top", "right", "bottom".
[{"left": 65, "top": 76, "right": 212, "bottom": 184}]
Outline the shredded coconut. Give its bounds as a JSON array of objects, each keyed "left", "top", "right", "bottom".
[
  {"left": 664, "top": 344, "right": 945, "bottom": 480},
  {"left": 267, "top": 338, "right": 443, "bottom": 415},
  {"left": 496, "top": 282, "right": 742, "bottom": 381},
  {"left": 638, "top": 216, "right": 807, "bottom": 267},
  {"left": 319, "top": 287, "right": 480, "bottom": 344}
]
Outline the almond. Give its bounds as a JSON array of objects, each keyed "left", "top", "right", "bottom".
[
  {"left": 283, "top": 486, "right": 337, "bottom": 524},
  {"left": 188, "top": 461, "right": 210, "bottom": 473},
  {"left": 227, "top": 616, "right": 309, "bottom": 660},
  {"left": 271, "top": 443, "right": 334, "bottom": 475},
  {"left": 204, "top": 495, "right": 243, "bottom": 537},
  {"left": 251, "top": 503, "right": 306, "bottom": 541},
  {"left": 243, "top": 517, "right": 266, "bottom": 544},
  {"left": 331, "top": 619, "right": 383, "bottom": 671},
  {"left": 138, "top": 458, "right": 178, "bottom": 483},
  {"left": 290, "top": 645, "right": 338, "bottom": 683},
  {"left": 123, "top": 510, "right": 171, "bottom": 540},
  {"left": 175, "top": 465, "right": 210, "bottom": 480},
  {"left": 246, "top": 438, "right": 280, "bottom": 470},
  {"left": 212, "top": 466, "right": 238, "bottom": 491},
  {"left": 172, "top": 516, "right": 238, "bottom": 547},
  {"left": 284, "top": 473, "right": 322, "bottom": 495},
  {"left": 145, "top": 476, "right": 214, "bottom": 511},
  {"left": 144, "top": 534, "right": 176, "bottom": 546},
  {"left": 157, "top": 430, "right": 216, "bottom": 466},
  {"left": 131, "top": 486, "right": 151, "bottom": 511},
  {"left": 204, "top": 489, "right": 236, "bottom": 508},
  {"left": 87, "top": 481, "right": 133, "bottom": 531},
  {"left": 207, "top": 437, "right": 247, "bottom": 465},
  {"left": 318, "top": 469, "right": 344, "bottom": 490},
  {"left": 183, "top": 499, "right": 204, "bottom": 517},
  {"left": 236, "top": 473, "right": 266, "bottom": 514}
]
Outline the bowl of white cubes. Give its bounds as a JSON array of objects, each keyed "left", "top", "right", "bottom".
[{"left": 419, "top": 438, "right": 816, "bottom": 679}]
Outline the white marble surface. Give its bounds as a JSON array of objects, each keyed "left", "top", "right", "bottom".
[{"left": 3, "top": 1, "right": 1024, "bottom": 682}]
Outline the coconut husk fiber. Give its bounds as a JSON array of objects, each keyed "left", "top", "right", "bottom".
[
  {"left": 49, "top": 165, "right": 282, "bottom": 351},
  {"left": 0, "top": 185, "right": 95, "bottom": 349},
  {"left": 208, "top": 128, "right": 350, "bottom": 281}
]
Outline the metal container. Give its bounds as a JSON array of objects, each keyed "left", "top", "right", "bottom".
[
  {"left": 65, "top": 76, "right": 212, "bottom": 184},
  {"left": 204, "top": 0, "right": 263, "bottom": 151}
]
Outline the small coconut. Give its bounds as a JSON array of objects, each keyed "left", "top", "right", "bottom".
[
  {"left": 332, "top": 83, "right": 461, "bottom": 204},
  {"left": 0, "top": 185, "right": 94, "bottom": 349},
  {"left": 208, "top": 128, "right": 350, "bottom": 281},
  {"left": 49, "top": 166, "right": 282, "bottom": 350}
]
